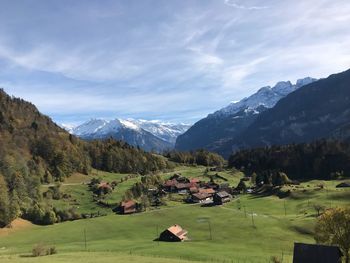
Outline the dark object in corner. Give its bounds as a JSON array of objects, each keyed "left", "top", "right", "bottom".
[{"left": 293, "top": 242, "right": 343, "bottom": 263}]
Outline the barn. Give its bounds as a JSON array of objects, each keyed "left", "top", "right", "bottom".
[
  {"left": 158, "top": 224, "right": 188, "bottom": 242},
  {"left": 213, "top": 191, "right": 232, "bottom": 205},
  {"left": 119, "top": 200, "right": 137, "bottom": 214}
]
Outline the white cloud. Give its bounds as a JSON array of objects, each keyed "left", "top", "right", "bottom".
[
  {"left": 224, "top": 0, "right": 269, "bottom": 10},
  {"left": 0, "top": 0, "right": 350, "bottom": 123}
]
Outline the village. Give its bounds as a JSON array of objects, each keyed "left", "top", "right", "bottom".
[{"left": 116, "top": 170, "right": 242, "bottom": 216}]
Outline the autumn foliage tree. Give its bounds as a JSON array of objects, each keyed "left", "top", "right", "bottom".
[{"left": 315, "top": 208, "right": 350, "bottom": 263}]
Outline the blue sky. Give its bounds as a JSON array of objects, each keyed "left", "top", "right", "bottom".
[{"left": 0, "top": 0, "right": 350, "bottom": 125}]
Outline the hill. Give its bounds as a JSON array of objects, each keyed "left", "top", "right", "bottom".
[{"left": 0, "top": 89, "right": 171, "bottom": 227}]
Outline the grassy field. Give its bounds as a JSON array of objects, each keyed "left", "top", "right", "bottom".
[{"left": 0, "top": 166, "right": 349, "bottom": 263}]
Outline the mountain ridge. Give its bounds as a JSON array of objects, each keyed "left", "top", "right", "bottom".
[
  {"left": 66, "top": 118, "right": 191, "bottom": 152},
  {"left": 175, "top": 76, "right": 316, "bottom": 153}
]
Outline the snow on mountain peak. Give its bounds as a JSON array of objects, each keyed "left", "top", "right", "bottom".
[
  {"left": 120, "top": 119, "right": 141, "bottom": 131},
  {"left": 212, "top": 77, "right": 316, "bottom": 118},
  {"left": 68, "top": 118, "right": 191, "bottom": 145}
]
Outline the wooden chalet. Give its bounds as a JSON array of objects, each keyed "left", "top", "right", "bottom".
[
  {"left": 213, "top": 191, "right": 232, "bottom": 205},
  {"left": 293, "top": 242, "right": 343, "bottom": 263},
  {"left": 191, "top": 192, "right": 212, "bottom": 203},
  {"left": 198, "top": 188, "right": 216, "bottom": 196},
  {"left": 163, "top": 179, "right": 178, "bottom": 192},
  {"left": 158, "top": 224, "right": 188, "bottom": 242},
  {"left": 119, "top": 200, "right": 137, "bottom": 214}
]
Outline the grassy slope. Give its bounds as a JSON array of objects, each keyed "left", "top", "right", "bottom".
[{"left": 1, "top": 166, "right": 349, "bottom": 263}]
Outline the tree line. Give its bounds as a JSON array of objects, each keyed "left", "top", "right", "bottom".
[
  {"left": 164, "top": 149, "right": 225, "bottom": 167},
  {"left": 228, "top": 139, "right": 350, "bottom": 180}
]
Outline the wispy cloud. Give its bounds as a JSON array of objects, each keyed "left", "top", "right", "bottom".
[
  {"left": 0, "top": 0, "right": 349, "bottom": 124},
  {"left": 224, "top": 0, "right": 269, "bottom": 10}
]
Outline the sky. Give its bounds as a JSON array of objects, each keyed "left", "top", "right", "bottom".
[{"left": 0, "top": 0, "right": 350, "bottom": 126}]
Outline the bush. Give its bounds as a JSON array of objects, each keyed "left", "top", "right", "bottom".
[{"left": 32, "top": 244, "right": 56, "bottom": 257}]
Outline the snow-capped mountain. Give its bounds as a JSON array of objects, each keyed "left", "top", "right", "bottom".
[
  {"left": 66, "top": 118, "right": 191, "bottom": 152},
  {"left": 175, "top": 77, "right": 317, "bottom": 153},
  {"left": 130, "top": 119, "right": 190, "bottom": 144},
  {"left": 212, "top": 77, "right": 316, "bottom": 118}
]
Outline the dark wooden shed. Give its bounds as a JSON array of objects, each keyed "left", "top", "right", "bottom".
[
  {"left": 213, "top": 191, "right": 232, "bottom": 205},
  {"left": 293, "top": 242, "right": 343, "bottom": 263}
]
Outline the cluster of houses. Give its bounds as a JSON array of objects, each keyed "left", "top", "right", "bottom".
[
  {"left": 116, "top": 173, "right": 237, "bottom": 215},
  {"left": 163, "top": 173, "right": 234, "bottom": 205}
]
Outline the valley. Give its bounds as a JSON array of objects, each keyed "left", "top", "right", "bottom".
[{"left": 1, "top": 165, "right": 349, "bottom": 263}]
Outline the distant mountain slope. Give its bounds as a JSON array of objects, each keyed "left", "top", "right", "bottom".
[
  {"left": 223, "top": 69, "right": 350, "bottom": 155},
  {"left": 175, "top": 77, "right": 316, "bottom": 152},
  {"left": 70, "top": 119, "right": 190, "bottom": 152}
]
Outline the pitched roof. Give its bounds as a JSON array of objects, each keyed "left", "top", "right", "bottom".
[
  {"left": 175, "top": 183, "right": 191, "bottom": 189},
  {"left": 192, "top": 192, "right": 210, "bottom": 200},
  {"left": 121, "top": 200, "right": 136, "bottom": 208},
  {"left": 215, "top": 191, "right": 231, "bottom": 198},
  {"left": 199, "top": 188, "right": 216, "bottom": 195},
  {"left": 167, "top": 224, "right": 188, "bottom": 240}
]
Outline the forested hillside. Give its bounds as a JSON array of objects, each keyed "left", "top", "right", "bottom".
[
  {"left": 0, "top": 89, "right": 170, "bottom": 227},
  {"left": 222, "top": 69, "right": 350, "bottom": 156},
  {"left": 228, "top": 140, "right": 350, "bottom": 181}
]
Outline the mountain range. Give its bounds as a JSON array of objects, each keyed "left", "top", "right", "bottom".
[
  {"left": 65, "top": 119, "right": 190, "bottom": 152},
  {"left": 175, "top": 77, "right": 317, "bottom": 154},
  {"left": 177, "top": 69, "right": 350, "bottom": 157}
]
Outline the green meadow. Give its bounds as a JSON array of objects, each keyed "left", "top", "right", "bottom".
[{"left": 1, "top": 166, "right": 349, "bottom": 263}]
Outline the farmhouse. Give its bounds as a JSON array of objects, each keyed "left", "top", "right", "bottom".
[
  {"left": 293, "top": 242, "right": 343, "bottom": 263},
  {"left": 191, "top": 192, "right": 212, "bottom": 203},
  {"left": 119, "top": 200, "right": 137, "bottom": 214},
  {"left": 198, "top": 188, "right": 216, "bottom": 196},
  {"left": 158, "top": 224, "right": 188, "bottom": 242},
  {"left": 213, "top": 191, "right": 232, "bottom": 205}
]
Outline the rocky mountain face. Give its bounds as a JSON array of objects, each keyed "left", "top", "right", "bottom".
[
  {"left": 69, "top": 119, "right": 190, "bottom": 152},
  {"left": 222, "top": 69, "right": 350, "bottom": 157},
  {"left": 175, "top": 77, "right": 316, "bottom": 153}
]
